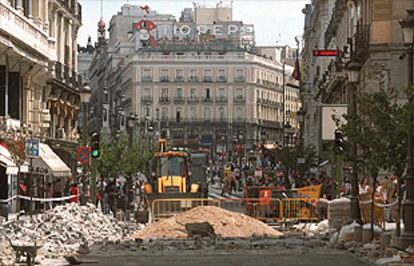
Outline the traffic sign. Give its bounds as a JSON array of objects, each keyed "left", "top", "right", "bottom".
[
  {"left": 77, "top": 146, "right": 90, "bottom": 165},
  {"left": 313, "top": 49, "right": 340, "bottom": 57},
  {"left": 25, "top": 138, "right": 40, "bottom": 158}
]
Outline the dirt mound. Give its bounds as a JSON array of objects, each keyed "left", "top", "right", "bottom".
[{"left": 131, "top": 206, "right": 283, "bottom": 239}]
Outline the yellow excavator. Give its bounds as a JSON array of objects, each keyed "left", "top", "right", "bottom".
[{"left": 145, "top": 139, "right": 206, "bottom": 203}]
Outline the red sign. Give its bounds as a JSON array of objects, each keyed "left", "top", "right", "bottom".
[
  {"left": 77, "top": 146, "right": 90, "bottom": 165},
  {"left": 313, "top": 50, "right": 340, "bottom": 57},
  {"left": 134, "top": 19, "right": 156, "bottom": 31}
]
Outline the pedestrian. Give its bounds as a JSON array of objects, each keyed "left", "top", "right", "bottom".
[
  {"left": 70, "top": 183, "right": 80, "bottom": 204},
  {"left": 45, "top": 182, "right": 53, "bottom": 210}
]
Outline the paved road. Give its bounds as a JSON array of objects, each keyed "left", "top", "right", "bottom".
[{"left": 83, "top": 249, "right": 374, "bottom": 266}]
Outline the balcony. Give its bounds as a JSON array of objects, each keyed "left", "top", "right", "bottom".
[
  {"left": 352, "top": 24, "right": 370, "bottom": 63},
  {"left": 187, "top": 96, "right": 199, "bottom": 104},
  {"left": 234, "top": 76, "right": 245, "bottom": 83},
  {"left": 0, "top": 2, "right": 49, "bottom": 58},
  {"left": 203, "top": 76, "right": 212, "bottom": 83},
  {"left": 189, "top": 76, "right": 199, "bottom": 82},
  {"left": 216, "top": 76, "right": 227, "bottom": 83},
  {"left": 141, "top": 96, "right": 153, "bottom": 103},
  {"left": 202, "top": 97, "right": 213, "bottom": 103},
  {"left": 53, "top": 62, "right": 80, "bottom": 88},
  {"left": 173, "top": 96, "right": 185, "bottom": 103},
  {"left": 160, "top": 76, "right": 169, "bottom": 82},
  {"left": 142, "top": 76, "right": 153, "bottom": 82},
  {"left": 159, "top": 96, "right": 170, "bottom": 104},
  {"left": 174, "top": 76, "right": 185, "bottom": 83},
  {"left": 215, "top": 96, "right": 227, "bottom": 103},
  {"left": 234, "top": 96, "right": 246, "bottom": 103},
  {"left": 58, "top": 0, "right": 82, "bottom": 23}
]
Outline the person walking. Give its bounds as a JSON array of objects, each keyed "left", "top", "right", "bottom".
[{"left": 70, "top": 183, "right": 80, "bottom": 204}]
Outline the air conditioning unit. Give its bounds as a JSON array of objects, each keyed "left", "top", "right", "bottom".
[{"left": 56, "top": 128, "right": 66, "bottom": 139}]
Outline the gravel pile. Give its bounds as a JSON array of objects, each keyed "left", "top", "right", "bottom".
[
  {"left": 131, "top": 206, "right": 283, "bottom": 239},
  {"left": 0, "top": 203, "right": 141, "bottom": 258}
]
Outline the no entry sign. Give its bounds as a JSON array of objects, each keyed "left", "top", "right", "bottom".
[{"left": 77, "top": 146, "right": 90, "bottom": 165}]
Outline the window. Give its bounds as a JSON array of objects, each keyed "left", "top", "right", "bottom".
[
  {"left": 204, "top": 107, "right": 211, "bottom": 121},
  {"left": 176, "top": 88, "right": 183, "bottom": 97},
  {"left": 190, "top": 107, "right": 197, "bottom": 120},
  {"left": 144, "top": 88, "right": 150, "bottom": 97},
  {"left": 236, "top": 107, "right": 243, "bottom": 119},
  {"left": 206, "top": 88, "right": 210, "bottom": 99},
  {"left": 176, "top": 69, "right": 183, "bottom": 76},
  {"left": 161, "top": 69, "right": 169, "bottom": 81},
  {"left": 161, "top": 88, "right": 168, "bottom": 97},
  {"left": 143, "top": 68, "right": 151, "bottom": 78},
  {"left": 190, "top": 69, "right": 197, "bottom": 80},
  {"left": 219, "top": 107, "right": 225, "bottom": 121},
  {"left": 145, "top": 107, "right": 150, "bottom": 117},
  {"left": 161, "top": 107, "right": 168, "bottom": 120},
  {"left": 176, "top": 107, "right": 181, "bottom": 122},
  {"left": 236, "top": 88, "right": 243, "bottom": 99},
  {"left": 235, "top": 69, "right": 243, "bottom": 81},
  {"left": 218, "top": 88, "right": 225, "bottom": 97},
  {"left": 218, "top": 69, "right": 225, "bottom": 81},
  {"left": 190, "top": 88, "right": 196, "bottom": 98}
]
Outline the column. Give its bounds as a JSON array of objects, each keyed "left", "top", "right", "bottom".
[
  {"left": 60, "top": 15, "right": 65, "bottom": 63},
  {"left": 67, "top": 21, "right": 72, "bottom": 69},
  {"left": 16, "top": 0, "right": 23, "bottom": 15},
  {"left": 42, "top": 0, "right": 48, "bottom": 33},
  {"left": 31, "top": 0, "right": 41, "bottom": 25},
  {"left": 27, "top": 0, "right": 32, "bottom": 18}
]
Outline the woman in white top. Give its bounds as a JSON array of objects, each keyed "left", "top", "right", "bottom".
[{"left": 359, "top": 178, "right": 370, "bottom": 195}]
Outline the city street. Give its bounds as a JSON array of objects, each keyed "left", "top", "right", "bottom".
[{"left": 1, "top": 0, "right": 414, "bottom": 265}]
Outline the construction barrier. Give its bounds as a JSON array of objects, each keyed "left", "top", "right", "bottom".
[
  {"left": 151, "top": 197, "right": 318, "bottom": 223},
  {"left": 280, "top": 198, "right": 318, "bottom": 222},
  {"left": 151, "top": 198, "right": 220, "bottom": 221}
]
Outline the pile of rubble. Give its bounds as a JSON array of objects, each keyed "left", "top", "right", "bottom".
[
  {"left": 131, "top": 206, "right": 283, "bottom": 239},
  {"left": 0, "top": 240, "right": 14, "bottom": 266},
  {"left": 0, "top": 203, "right": 141, "bottom": 259}
]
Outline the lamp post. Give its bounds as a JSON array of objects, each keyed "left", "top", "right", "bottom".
[
  {"left": 79, "top": 85, "right": 91, "bottom": 205},
  {"left": 346, "top": 62, "right": 362, "bottom": 224},
  {"left": 399, "top": 9, "right": 414, "bottom": 248}
]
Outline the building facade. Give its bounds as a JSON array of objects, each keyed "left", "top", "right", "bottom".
[
  {"left": 302, "top": 0, "right": 414, "bottom": 168},
  {"left": 0, "top": 0, "right": 83, "bottom": 174},
  {"left": 87, "top": 4, "right": 300, "bottom": 160}
]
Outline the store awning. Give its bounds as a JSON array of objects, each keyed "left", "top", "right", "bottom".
[
  {"left": 0, "top": 143, "right": 18, "bottom": 175},
  {"left": 29, "top": 143, "right": 71, "bottom": 177}
]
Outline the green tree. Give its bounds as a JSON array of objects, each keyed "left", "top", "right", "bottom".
[{"left": 338, "top": 88, "right": 408, "bottom": 237}]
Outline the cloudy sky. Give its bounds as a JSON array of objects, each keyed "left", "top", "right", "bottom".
[{"left": 78, "top": 0, "right": 309, "bottom": 47}]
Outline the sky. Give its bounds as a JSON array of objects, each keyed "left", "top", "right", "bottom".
[{"left": 78, "top": 0, "right": 309, "bottom": 48}]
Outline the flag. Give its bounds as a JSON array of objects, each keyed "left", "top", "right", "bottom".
[
  {"left": 140, "top": 5, "right": 150, "bottom": 14},
  {"left": 292, "top": 49, "right": 301, "bottom": 81}
]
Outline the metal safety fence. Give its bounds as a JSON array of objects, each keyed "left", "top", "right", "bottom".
[
  {"left": 151, "top": 198, "right": 220, "bottom": 221},
  {"left": 151, "top": 197, "right": 318, "bottom": 223}
]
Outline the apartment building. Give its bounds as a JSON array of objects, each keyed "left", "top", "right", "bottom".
[
  {"left": 0, "top": 0, "right": 83, "bottom": 173},
  {"left": 109, "top": 41, "right": 299, "bottom": 159}
]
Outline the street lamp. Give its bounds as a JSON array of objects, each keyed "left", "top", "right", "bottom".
[
  {"left": 346, "top": 61, "right": 362, "bottom": 224},
  {"left": 399, "top": 9, "right": 414, "bottom": 248},
  {"left": 79, "top": 85, "right": 91, "bottom": 205}
]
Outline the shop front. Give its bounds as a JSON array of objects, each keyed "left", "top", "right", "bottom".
[{"left": 22, "top": 143, "right": 71, "bottom": 213}]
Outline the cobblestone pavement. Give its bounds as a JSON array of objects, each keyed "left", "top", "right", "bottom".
[{"left": 80, "top": 237, "right": 375, "bottom": 266}]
